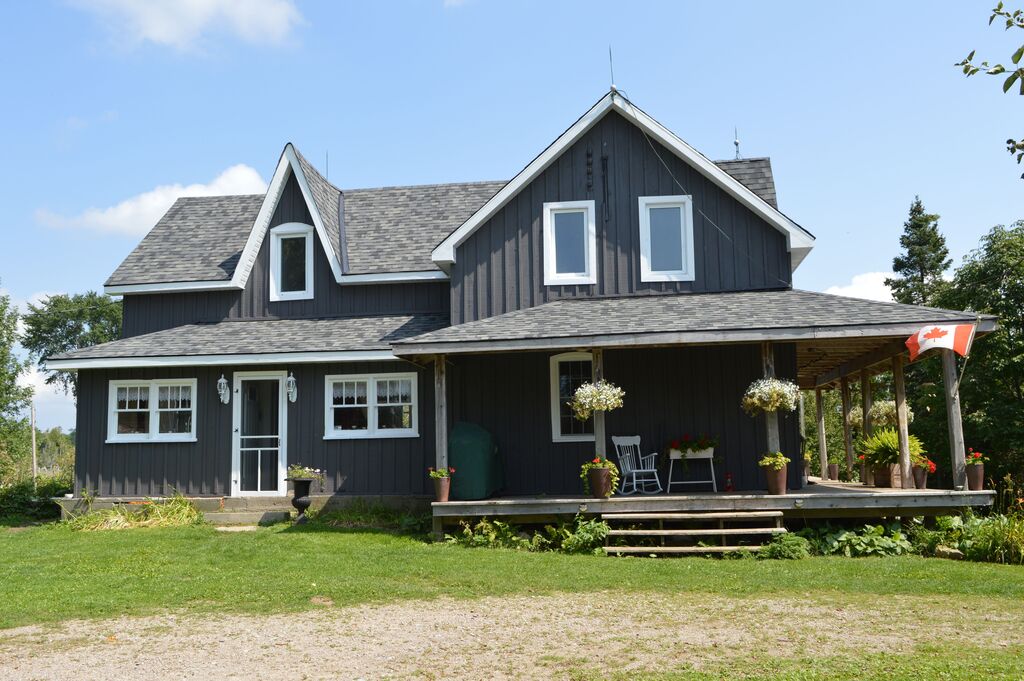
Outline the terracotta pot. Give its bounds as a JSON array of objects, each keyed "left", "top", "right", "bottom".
[
  {"left": 588, "top": 468, "right": 613, "bottom": 499},
  {"left": 827, "top": 463, "right": 839, "bottom": 480},
  {"left": 763, "top": 464, "right": 787, "bottom": 495},
  {"left": 433, "top": 477, "right": 451, "bottom": 502},
  {"left": 966, "top": 463, "right": 984, "bottom": 491},
  {"left": 912, "top": 465, "right": 928, "bottom": 490},
  {"left": 872, "top": 464, "right": 896, "bottom": 488}
]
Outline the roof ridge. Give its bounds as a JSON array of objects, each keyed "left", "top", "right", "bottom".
[{"left": 342, "top": 179, "right": 507, "bottom": 193}]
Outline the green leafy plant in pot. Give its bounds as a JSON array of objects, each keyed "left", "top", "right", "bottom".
[
  {"left": 758, "top": 452, "right": 791, "bottom": 495},
  {"left": 857, "top": 429, "right": 925, "bottom": 488},
  {"left": 580, "top": 457, "right": 620, "bottom": 498},
  {"left": 428, "top": 466, "right": 455, "bottom": 502}
]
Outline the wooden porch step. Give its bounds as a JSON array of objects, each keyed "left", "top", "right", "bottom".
[
  {"left": 608, "top": 527, "right": 786, "bottom": 537},
  {"left": 601, "top": 511, "right": 783, "bottom": 521},
  {"left": 606, "top": 545, "right": 764, "bottom": 555}
]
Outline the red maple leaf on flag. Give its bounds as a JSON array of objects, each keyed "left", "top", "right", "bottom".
[{"left": 922, "top": 327, "right": 948, "bottom": 340}]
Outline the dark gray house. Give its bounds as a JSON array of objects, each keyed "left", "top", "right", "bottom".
[{"left": 48, "top": 90, "right": 993, "bottom": 503}]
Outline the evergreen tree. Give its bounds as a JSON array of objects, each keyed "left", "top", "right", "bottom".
[{"left": 885, "top": 197, "right": 952, "bottom": 306}]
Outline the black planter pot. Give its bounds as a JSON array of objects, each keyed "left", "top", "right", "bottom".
[{"left": 287, "top": 478, "right": 314, "bottom": 524}]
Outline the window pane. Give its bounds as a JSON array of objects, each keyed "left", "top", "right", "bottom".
[
  {"left": 280, "top": 236, "right": 307, "bottom": 292},
  {"left": 116, "top": 387, "right": 128, "bottom": 410},
  {"left": 159, "top": 410, "right": 192, "bottom": 434},
  {"left": 179, "top": 385, "right": 192, "bottom": 409},
  {"left": 137, "top": 387, "right": 149, "bottom": 410},
  {"left": 378, "top": 405, "right": 412, "bottom": 430},
  {"left": 553, "top": 210, "right": 587, "bottom": 274},
  {"left": 259, "top": 450, "right": 278, "bottom": 491},
  {"left": 557, "top": 360, "right": 593, "bottom": 436},
  {"left": 117, "top": 411, "right": 150, "bottom": 435},
  {"left": 333, "top": 407, "right": 368, "bottom": 431},
  {"left": 649, "top": 206, "right": 684, "bottom": 272},
  {"left": 240, "top": 450, "right": 259, "bottom": 491}
]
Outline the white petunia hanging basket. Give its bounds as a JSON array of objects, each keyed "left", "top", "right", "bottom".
[
  {"left": 570, "top": 380, "right": 625, "bottom": 421},
  {"left": 741, "top": 378, "right": 800, "bottom": 416}
]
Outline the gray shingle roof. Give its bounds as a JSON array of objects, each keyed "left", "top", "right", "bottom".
[
  {"left": 105, "top": 152, "right": 780, "bottom": 286},
  {"left": 715, "top": 158, "right": 777, "bottom": 209},
  {"left": 393, "top": 290, "right": 992, "bottom": 349},
  {"left": 50, "top": 313, "right": 449, "bottom": 361},
  {"left": 106, "top": 195, "right": 263, "bottom": 286}
]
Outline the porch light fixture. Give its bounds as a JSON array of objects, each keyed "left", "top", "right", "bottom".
[
  {"left": 217, "top": 374, "right": 230, "bottom": 404},
  {"left": 286, "top": 372, "right": 298, "bottom": 403}
]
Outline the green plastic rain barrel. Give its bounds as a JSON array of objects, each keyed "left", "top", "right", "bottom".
[{"left": 448, "top": 422, "right": 502, "bottom": 500}]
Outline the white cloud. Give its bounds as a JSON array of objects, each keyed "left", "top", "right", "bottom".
[
  {"left": 73, "top": 0, "right": 303, "bottom": 50},
  {"left": 36, "top": 164, "right": 267, "bottom": 236},
  {"left": 17, "top": 367, "right": 77, "bottom": 432},
  {"left": 824, "top": 272, "right": 894, "bottom": 302}
]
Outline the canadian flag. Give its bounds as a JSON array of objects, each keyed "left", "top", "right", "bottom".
[{"left": 905, "top": 324, "right": 976, "bottom": 362}]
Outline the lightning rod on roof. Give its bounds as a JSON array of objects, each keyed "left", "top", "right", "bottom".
[
  {"left": 734, "top": 127, "right": 741, "bottom": 160},
  {"left": 608, "top": 46, "right": 616, "bottom": 91}
]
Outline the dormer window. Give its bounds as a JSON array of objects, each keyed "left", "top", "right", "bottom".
[
  {"left": 638, "top": 195, "right": 695, "bottom": 282},
  {"left": 269, "top": 223, "right": 314, "bottom": 301},
  {"left": 542, "top": 200, "right": 597, "bottom": 286}
]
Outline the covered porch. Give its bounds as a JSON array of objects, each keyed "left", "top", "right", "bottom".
[{"left": 390, "top": 289, "right": 998, "bottom": 520}]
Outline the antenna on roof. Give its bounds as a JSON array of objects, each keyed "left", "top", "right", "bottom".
[
  {"left": 608, "top": 46, "right": 616, "bottom": 91},
  {"left": 733, "top": 127, "right": 741, "bottom": 160}
]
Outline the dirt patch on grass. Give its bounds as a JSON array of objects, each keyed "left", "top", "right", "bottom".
[{"left": 1, "top": 591, "right": 1021, "bottom": 680}]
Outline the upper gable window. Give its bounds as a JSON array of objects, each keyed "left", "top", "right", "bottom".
[
  {"left": 542, "top": 200, "right": 597, "bottom": 286},
  {"left": 269, "top": 223, "right": 314, "bottom": 301},
  {"left": 638, "top": 195, "right": 695, "bottom": 282}
]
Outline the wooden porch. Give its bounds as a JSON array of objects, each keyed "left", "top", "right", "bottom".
[{"left": 432, "top": 478, "right": 995, "bottom": 527}]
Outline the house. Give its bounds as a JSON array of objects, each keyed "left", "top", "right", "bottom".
[{"left": 48, "top": 90, "right": 996, "bottom": 513}]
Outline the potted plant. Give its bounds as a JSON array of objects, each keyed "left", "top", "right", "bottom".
[
  {"left": 428, "top": 466, "right": 455, "bottom": 502},
  {"left": 580, "top": 457, "right": 620, "bottom": 498},
  {"left": 912, "top": 457, "right": 937, "bottom": 489},
  {"left": 570, "top": 380, "right": 625, "bottom": 421},
  {"left": 965, "top": 448, "right": 988, "bottom": 490},
  {"left": 285, "top": 463, "right": 325, "bottom": 524},
  {"left": 758, "top": 452, "right": 790, "bottom": 495},
  {"left": 741, "top": 378, "right": 800, "bottom": 416},
  {"left": 666, "top": 433, "right": 718, "bottom": 463},
  {"left": 858, "top": 429, "right": 924, "bottom": 488}
]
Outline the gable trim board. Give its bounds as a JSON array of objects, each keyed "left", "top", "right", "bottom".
[
  {"left": 45, "top": 350, "right": 400, "bottom": 371},
  {"left": 432, "top": 90, "right": 815, "bottom": 272}
]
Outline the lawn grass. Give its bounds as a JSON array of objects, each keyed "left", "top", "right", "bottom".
[{"left": 2, "top": 523, "right": 1023, "bottom": 631}]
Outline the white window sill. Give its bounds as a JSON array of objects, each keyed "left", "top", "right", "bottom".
[
  {"left": 552, "top": 434, "right": 595, "bottom": 443},
  {"left": 106, "top": 437, "right": 198, "bottom": 444},
  {"left": 544, "top": 276, "right": 596, "bottom": 287},
  {"left": 640, "top": 271, "right": 695, "bottom": 283},
  {"left": 270, "top": 291, "right": 313, "bottom": 302},
  {"left": 323, "top": 431, "right": 420, "bottom": 441}
]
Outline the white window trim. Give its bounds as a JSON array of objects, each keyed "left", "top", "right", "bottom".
[
  {"left": 549, "top": 352, "right": 595, "bottom": 443},
  {"left": 542, "top": 200, "right": 597, "bottom": 286},
  {"left": 638, "top": 195, "right": 696, "bottom": 282},
  {"left": 269, "top": 222, "right": 315, "bottom": 302},
  {"left": 323, "top": 372, "right": 419, "bottom": 440},
  {"left": 106, "top": 378, "right": 198, "bottom": 444}
]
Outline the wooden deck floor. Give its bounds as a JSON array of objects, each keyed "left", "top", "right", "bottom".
[{"left": 432, "top": 478, "right": 995, "bottom": 521}]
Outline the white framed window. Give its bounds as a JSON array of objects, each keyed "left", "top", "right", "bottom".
[
  {"left": 549, "top": 352, "right": 594, "bottom": 442},
  {"left": 269, "top": 222, "right": 314, "bottom": 301},
  {"left": 107, "top": 379, "right": 197, "bottom": 443},
  {"left": 324, "top": 373, "right": 419, "bottom": 439},
  {"left": 638, "top": 195, "right": 695, "bottom": 282},
  {"left": 542, "top": 200, "right": 597, "bottom": 286}
]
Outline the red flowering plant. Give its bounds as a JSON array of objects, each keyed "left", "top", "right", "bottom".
[
  {"left": 966, "top": 448, "right": 989, "bottom": 466},
  {"left": 668, "top": 433, "right": 719, "bottom": 453},
  {"left": 579, "top": 456, "right": 620, "bottom": 496},
  {"left": 427, "top": 466, "right": 456, "bottom": 479}
]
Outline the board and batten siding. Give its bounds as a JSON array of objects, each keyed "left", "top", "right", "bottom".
[
  {"left": 450, "top": 110, "right": 792, "bottom": 325},
  {"left": 120, "top": 173, "right": 449, "bottom": 337},
  {"left": 450, "top": 343, "right": 801, "bottom": 496},
  {"left": 74, "top": 361, "right": 435, "bottom": 497}
]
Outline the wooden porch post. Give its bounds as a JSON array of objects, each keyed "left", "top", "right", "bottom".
[
  {"left": 840, "top": 376, "right": 854, "bottom": 477},
  {"left": 861, "top": 372, "right": 874, "bottom": 486},
  {"left": 434, "top": 355, "right": 448, "bottom": 471},
  {"left": 941, "top": 349, "right": 968, "bottom": 490},
  {"left": 592, "top": 348, "right": 606, "bottom": 458},
  {"left": 892, "top": 355, "right": 914, "bottom": 489},
  {"left": 815, "top": 387, "right": 829, "bottom": 480},
  {"left": 761, "top": 342, "right": 780, "bottom": 453}
]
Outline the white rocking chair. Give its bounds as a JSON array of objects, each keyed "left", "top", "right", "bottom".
[{"left": 612, "top": 436, "right": 663, "bottom": 495}]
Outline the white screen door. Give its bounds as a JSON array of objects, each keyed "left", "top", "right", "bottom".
[{"left": 232, "top": 372, "right": 287, "bottom": 496}]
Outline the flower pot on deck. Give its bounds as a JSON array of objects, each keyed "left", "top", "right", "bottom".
[
  {"left": 872, "top": 464, "right": 903, "bottom": 488},
  {"left": 966, "top": 464, "right": 984, "bottom": 491},
  {"left": 587, "top": 468, "right": 613, "bottom": 499},
  {"left": 827, "top": 463, "right": 839, "bottom": 480},
  {"left": 286, "top": 478, "right": 314, "bottom": 524},
  {"left": 762, "top": 464, "right": 787, "bottom": 495},
  {"left": 912, "top": 465, "right": 929, "bottom": 490},
  {"left": 433, "top": 477, "right": 451, "bottom": 502}
]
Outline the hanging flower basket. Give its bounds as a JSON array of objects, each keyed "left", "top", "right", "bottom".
[
  {"left": 570, "top": 380, "right": 625, "bottom": 421},
  {"left": 741, "top": 378, "right": 800, "bottom": 416}
]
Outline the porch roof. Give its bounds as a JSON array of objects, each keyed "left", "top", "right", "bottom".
[
  {"left": 391, "top": 289, "right": 996, "bottom": 387},
  {"left": 46, "top": 313, "right": 449, "bottom": 370}
]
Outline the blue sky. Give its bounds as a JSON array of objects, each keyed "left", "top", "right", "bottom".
[{"left": 1, "top": 0, "right": 1021, "bottom": 429}]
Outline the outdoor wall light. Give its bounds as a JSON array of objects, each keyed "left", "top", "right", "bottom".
[
  {"left": 217, "top": 374, "right": 230, "bottom": 404},
  {"left": 286, "top": 372, "right": 298, "bottom": 403}
]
